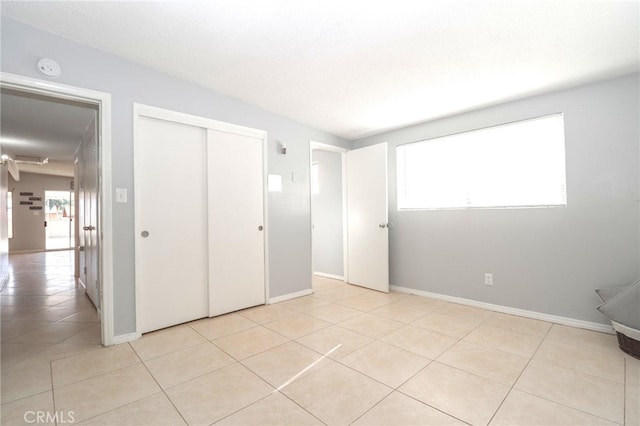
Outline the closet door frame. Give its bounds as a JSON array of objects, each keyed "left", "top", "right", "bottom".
[{"left": 133, "top": 103, "right": 269, "bottom": 336}]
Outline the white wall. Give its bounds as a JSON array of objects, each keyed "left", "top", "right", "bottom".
[
  {"left": 354, "top": 73, "right": 640, "bottom": 324},
  {"left": 312, "top": 149, "right": 343, "bottom": 277},
  {"left": 1, "top": 17, "right": 350, "bottom": 336},
  {"left": 8, "top": 172, "right": 73, "bottom": 253}
]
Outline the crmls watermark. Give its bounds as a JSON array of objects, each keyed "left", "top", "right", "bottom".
[{"left": 24, "top": 411, "right": 75, "bottom": 424}]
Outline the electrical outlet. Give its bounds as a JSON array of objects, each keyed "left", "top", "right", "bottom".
[{"left": 484, "top": 273, "right": 493, "bottom": 286}]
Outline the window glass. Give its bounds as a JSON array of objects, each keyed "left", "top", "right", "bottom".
[{"left": 397, "top": 114, "right": 566, "bottom": 210}]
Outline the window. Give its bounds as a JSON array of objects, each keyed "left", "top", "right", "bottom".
[
  {"left": 397, "top": 114, "right": 566, "bottom": 210},
  {"left": 7, "top": 191, "right": 13, "bottom": 239}
]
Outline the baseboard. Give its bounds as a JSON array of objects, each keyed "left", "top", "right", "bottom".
[
  {"left": 390, "top": 285, "right": 614, "bottom": 334},
  {"left": 269, "top": 288, "right": 313, "bottom": 304},
  {"left": 313, "top": 272, "right": 345, "bottom": 281},
  {"left": 112, "top": 332, "right": 140, "bottom": 345}
]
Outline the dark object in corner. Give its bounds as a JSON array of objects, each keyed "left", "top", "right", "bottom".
[{"left": 595, "top": 280, "right": 640, "bottom": 359}]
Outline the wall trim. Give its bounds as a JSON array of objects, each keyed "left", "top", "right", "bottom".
[
  {"left": 390, "top": 285, "right": 614, "bottom": 334},
  {"left": 313, "top": 272, "right": 344, "bottom": 281},
  {"left": 269, "top": 288, "right": 313, "bottom": 304},
  {"left": 112, "top": 332, "right": 140, "bottom": 345}
]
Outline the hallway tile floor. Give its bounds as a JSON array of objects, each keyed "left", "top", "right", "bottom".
[{"left": 1, "top": 251, "right": 639, "bottom": 425}]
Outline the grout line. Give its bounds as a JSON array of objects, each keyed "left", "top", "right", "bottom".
[
  {"left": 394, "top": 387, "right": 473, "bottom": 425},
  {"left": 48, "top": 359, "right": 58, "bottom": 426},
  {"left": 134, "top": 350, "right": 190, "bottom": 426},
  {"left": 348, "top": 387, "right": 396, "bottom": 425},
  {"left": 485, "top": 319, "right": 552, "bottom": 425},
  {"left": 276, "top": 344, "right": 342, "bottom": 392}
]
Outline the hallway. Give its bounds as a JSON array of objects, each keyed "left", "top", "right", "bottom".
[{"left": 1, "top": 250, "right": 101, "bottom": 406}]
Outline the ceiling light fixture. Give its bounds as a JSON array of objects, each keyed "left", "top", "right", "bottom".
[
  {"left": 14, "top": 156, "right": 49, "bottom": 166},
  {"left": 0, "top": 154, "right": 12, "bottom": 165}
]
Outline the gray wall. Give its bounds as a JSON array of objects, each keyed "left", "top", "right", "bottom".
[
  {"left": 312, "top": 150, "right": 343, "bottom": 277},
  {"left": 354, "top": 73, "right": 640, "bottom": 324},
  {"left": 1, "top": 17, "right": 350, "bottom": 336},
  {"left": 8, "top": 172, "right": 73, "bottom": 253}
]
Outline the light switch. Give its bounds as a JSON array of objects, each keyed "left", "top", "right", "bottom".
[{"left": 115, "top": 188, "right": 128, "bottom": 203}]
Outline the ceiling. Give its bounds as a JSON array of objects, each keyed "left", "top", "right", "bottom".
[
  {"left": 1, "top": 1, "right": 639, "bottom": 141},
  {"left": 0, "top": 88, "right": 97, "bottom": 177}
]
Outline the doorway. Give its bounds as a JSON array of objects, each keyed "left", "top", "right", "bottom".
[
  {"left": 310, "top": 141, "right": 390, "bottom": 293},
  {"left": 0, "top": 72, "right": 113, "bottom": 345},
  {"left": 44, "top": 190, "right": 74, "bottom": 250},
  {"left": 310, "top": 142, "right": 348, "bottom": 282}
]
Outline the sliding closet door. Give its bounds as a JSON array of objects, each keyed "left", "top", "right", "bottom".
[
  {"left": 208, "top": 129, "right": 266, "bottom": 316},
  {"left": 136, "top": 116, "right": 209, "bottom": 333}
]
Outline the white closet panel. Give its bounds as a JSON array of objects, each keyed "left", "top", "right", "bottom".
[
  {"left": 134, "top": 105, "right": 267, "bottom": 334},
  {"left": 136, "top": 116, "right": 209, "bottom": 334},
  {"left": 208, "top": 129, "right": 266, "bottom": 316}
]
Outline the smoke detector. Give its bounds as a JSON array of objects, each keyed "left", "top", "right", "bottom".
[{"left": 37, "top": 58, "right": 61, "bottom": 78}]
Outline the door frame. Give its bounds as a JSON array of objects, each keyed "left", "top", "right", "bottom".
[
  {"left": 309, "top": 141, "right": 348, "bottom": 283},
  {"left": 133, "top": 103, "right": 270, "bottom": 335},
  {"left": 1, "top": 72, "right": 114, "bottom": 346}
]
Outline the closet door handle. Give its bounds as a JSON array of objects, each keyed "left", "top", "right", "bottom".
[{"left": 258, "top": 226, "right": 264, "bottom": 231}]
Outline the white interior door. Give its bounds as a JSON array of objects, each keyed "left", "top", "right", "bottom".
[
  {"left": 347, "top": 143, "right": 389, "bottom": 292},
  {"left": 78, "top": 117, "right": 100, "bottom": 309},
  {"left": 208, "top": 129, "right": 266, "bottom": 316},
  {"left": 136, "top": 116, "right": 209, "bottom": 333}
]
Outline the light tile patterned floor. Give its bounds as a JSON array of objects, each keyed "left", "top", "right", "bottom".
[{"left": 1, "top": 251, "right": 639, "bottom": 425}]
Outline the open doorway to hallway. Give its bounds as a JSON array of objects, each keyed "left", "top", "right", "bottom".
[
  {"left": 1, "top": 83, "right": 102, "bottom": 339},
  {"left": 1, "top": 72, "right": 113, "bottom": 346}
]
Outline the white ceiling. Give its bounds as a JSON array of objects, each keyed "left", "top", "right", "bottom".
[
  {"left": 1, "top": 89, "right": 96, "bottom": 177},
  {"left": 1, "top": 0, "right": 639, "bottom": 140}
]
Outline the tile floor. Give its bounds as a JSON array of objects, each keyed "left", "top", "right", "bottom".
[{"left": 1, "top": 251, "right": 639, "bottom": 425}]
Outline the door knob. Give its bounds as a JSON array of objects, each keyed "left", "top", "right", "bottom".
[
  {"left": 83, "top": 226, "right": 95, "bottom": 231},
  {"left": 141, "top": 231, "right": 149, "bottom": 238},
  {"left": 379, "top": 223, "right": 387, "bottom": 228},
  {"left": 258, "top": 226, "right": 264, "bottom": 231}
]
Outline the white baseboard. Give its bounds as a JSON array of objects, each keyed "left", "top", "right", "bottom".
[
  {"left": 9, "top": 249, "right": 43, "bottom": 254},
  {"left": 390, "top": 285, "right": 614, "bottom": 334},
  {"left": 112, "top": 332, "right": 140, "bottom": 345},
  {"left": 313, "top": 272, "right": 345, "bottom": 281},
  {"left": 269, "top": 288, "right": 313, "bottom": 304}
]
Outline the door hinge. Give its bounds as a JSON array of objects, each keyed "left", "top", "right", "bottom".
[{"left": 84, "top": 266, "right": 87, "bottom": 275}]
